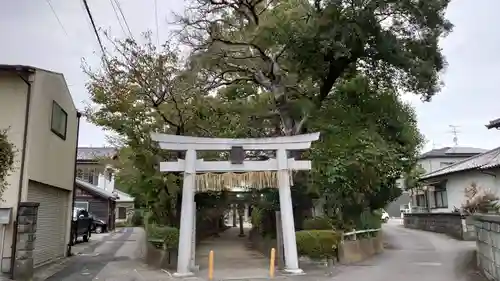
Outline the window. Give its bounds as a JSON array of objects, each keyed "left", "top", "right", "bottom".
[
  {"left": 76, "top": 167, "right": 98, "bottom": 185},
  {"left": 74, "top": 201, "right": 89, "bottom": 211},
  {"left": 51, "top": 101, "right": 68, "bottom": 140},
  {"left": 433, "top": 187, "right": 448, "bottom": 208},
  {"left": 416, "top": 194, "right": 427, "bottom": 207},
  {"left": 118, "top": 207, "right": 127, "bottom": 219}
]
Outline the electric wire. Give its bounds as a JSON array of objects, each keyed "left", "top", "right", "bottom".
[
  {"left": 109, "top": 0, "right": 127, "bottom": 37},
  {"left": 45, "top": 0, "right": 69, "bottom": 37},
  {"left": 112, "top": 0, "right": 134, "bottom": 39},
  {"left": 82, "top": 0, "right": 106, "bottom": 57},
  {"left": 154, "top": 0, "right": 160, "bottom": 48}
]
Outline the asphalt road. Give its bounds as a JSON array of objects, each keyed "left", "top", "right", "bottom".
[
  {"left": 325, "top": 219, "right": 487, "bottom": 281},
  {"left": 36, "top": 221, "right": 488, "bottom": 281}
]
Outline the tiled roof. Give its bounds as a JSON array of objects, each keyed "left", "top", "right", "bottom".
[
  {"left": 75, "top": 178, "right": 118, "bottom": 200},
  {"left": 419, "top": 146, "right": 488, "bottom": 159},
  {"left": 420, "top": 147, "right": 500, "bottom": 180},
  {"left": 77, "top": 147, "right": 117, "bottom": 161}
]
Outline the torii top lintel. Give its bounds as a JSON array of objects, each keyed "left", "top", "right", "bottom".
[{"left": 150, "top": 132, "right": 320, "bottom": 151}]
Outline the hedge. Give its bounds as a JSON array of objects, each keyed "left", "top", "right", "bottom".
[
  {"left": 147, "top": 224, "right": 179, "bottom": 250},
  {"left": 296, "top": 230, "right": 341, "bottom": 260},
  {"left": 303, "top": 216, "right": 333, "bottom": 230}
]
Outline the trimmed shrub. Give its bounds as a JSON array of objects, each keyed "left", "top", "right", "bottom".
[
  {"left": 295, "top": 230, "right": 341, "bottom": 260},
  {"left": 148, "top": 224, "right": 179, "bottom": 250},
  {"left": 303, "top": 216, "right": 333, "bottom": 230}
]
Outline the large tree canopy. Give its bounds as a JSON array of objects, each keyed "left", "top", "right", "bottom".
[
  {"left": 309, "top": 76, "right": 423, "bottom": 221},
  {"left": 83, "top": 0, "right": 450, "bottom": 228},
  {"left": 179, "top": 0, "right": 452, "bottom": 135}
]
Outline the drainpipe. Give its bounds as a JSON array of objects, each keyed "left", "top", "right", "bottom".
[
  {"left": 67, "top": 112, "right": 82, "bottom": 256},
  {"left": 10, "top": 72, "right": 34, "bottom": 277}
]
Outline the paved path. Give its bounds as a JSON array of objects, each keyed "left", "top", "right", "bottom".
[
  {"left": 322, "top": 219, "right": 486, "bottom": 281},
  {"left": 34, "top": 221, "right": 488, "bottom": 281},
  {"left": 38, "top": 227, "right": 170, "bottom": 281},
  {"left": 196, "top": 226, "right": 270, "bottom": 280}
]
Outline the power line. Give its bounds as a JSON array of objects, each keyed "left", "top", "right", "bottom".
[
  {"left": 109, "top": 0, "right": 127, "bottom": 37},
  {"left": 112, "top": 0, "right": 134, "bottom": 39},
  {"left": 154, "top": 0, "right": 160, "bottom": 48},
  {"left": 82, "top": 0, "right": 106, "bottom": 56},
  {"left": 45, "top": 0, "right": 69, "bottom": 37}
]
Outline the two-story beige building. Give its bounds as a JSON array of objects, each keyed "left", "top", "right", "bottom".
[{"left": 0, "top": 65, "right": 78, "bottom": 273}]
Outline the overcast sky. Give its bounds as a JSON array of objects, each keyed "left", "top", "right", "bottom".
[{"left": 1, "top": 0, "right": 499, "bottom": 153}]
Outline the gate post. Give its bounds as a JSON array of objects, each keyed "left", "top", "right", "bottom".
[
  {"left": 277, "top": 149, "right": 303, "bottom": 274},
  {"left": 173, "top": 149, "right": 196, "bottom": 277}
]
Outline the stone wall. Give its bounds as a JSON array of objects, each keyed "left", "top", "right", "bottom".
[
  {"left": 404, "top": 212, "right": 476, "bottom": 240},
  {"left": 474, "top": 214, "right": 500, "bottom": 280},
  {"left": 248, "top": 228, "right": 383, "bottom": 266},
  {"left": 338, "top": 234, "right": 383, "bottom": 264},
  {"left": 13, "top": 202, "right": 39, "bottom": 281}
]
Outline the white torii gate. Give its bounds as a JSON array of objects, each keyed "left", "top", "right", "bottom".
[{"left": 151, "top": 132, "right": 320, "bottom": 277}]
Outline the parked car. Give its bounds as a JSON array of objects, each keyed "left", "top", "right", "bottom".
[
  {"left": 71, "top": 208, "right": 93, "bottom": 245},
  {"left": 89, "top": 212, "right": 107, "bottom": 234},
  {"left": 381, "top": 209, "right": 390, "bottom": 223}
]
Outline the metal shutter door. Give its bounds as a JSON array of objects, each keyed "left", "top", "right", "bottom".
[{"left": 27, "top": 181, "right": 69, "bottom": 266}]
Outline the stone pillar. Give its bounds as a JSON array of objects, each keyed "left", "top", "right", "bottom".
[
  {"left": 13, "top": 202, "right": 40, "bottom": 281},
  {"left": 244, "top": 204, "right": 249, "bottom": 223},
  {"left": 232, "top": 204, "right": 237, "bottom": 227},
  {"left": 276, "top": 149, "right": 303, "bottom": 274},
  {"left": 275, "top": 211, "right": 285, "bottom": 269},
  {"left": 189, "top": 202, "right": 198, "bottom": 271},
  {"left": 173, "top": 149, "right": 196, "bottom": 277},
  {"left": 238, "top": 204, "right": 245, "bottom": 237}
]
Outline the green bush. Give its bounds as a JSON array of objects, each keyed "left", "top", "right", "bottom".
[
  {"left": 147, "top": 224, "right": 179, "bottom": 250},
  {"left": 303, "top": 216, "right": 333, "bottom": 230},
  {"left": 355, "top": 210, "right": 382, "bottom": 231},
  {"left": 295, "top": 230, "right": 341, "bottom": 260},
  {"left": 131, "top": 210, "right": 144, "bottom": 226}
]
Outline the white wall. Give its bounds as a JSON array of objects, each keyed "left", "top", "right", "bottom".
[
  {"left": 418, "top": 157, "right": 469, "bottom": 174},
  {"left": 0, "top": 72, "right": 29, "bottom": 273},
  {"left": 431, "top": 169, "right": 500, "bottom": 213}
]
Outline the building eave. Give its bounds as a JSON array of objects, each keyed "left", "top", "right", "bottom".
[{"left": 486, "top": 118, "right": 500, "bottom": 129}]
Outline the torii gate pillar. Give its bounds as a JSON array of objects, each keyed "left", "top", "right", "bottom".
[{"left": 151, "top": 133, "right": 320, "bottom": 277}]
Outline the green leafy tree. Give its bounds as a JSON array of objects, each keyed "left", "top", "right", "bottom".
[
  {"left": 83, "top": 34, "right": 234, "bottom": 226},
  {"left": 179, "top": 0, "right": 452, "bottom": 135},
  {"left": 0, "top": 129, "right": 15, "bottom": 201},
  {"left": 309, "top": 76, "right": 424, "bottom": 222}
]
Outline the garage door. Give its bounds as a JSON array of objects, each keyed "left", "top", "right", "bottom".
[{"left": 27, "top": 181, "right": 70, "bottom": 266}]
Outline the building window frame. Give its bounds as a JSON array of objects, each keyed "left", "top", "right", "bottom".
[
  {"left": 51, "top": 101, "right": 68, "bottom": 140},
  {"left": 118, "top": 207, "right": 127, "bottom": 219},
  {"left": 74, "top": 201, "right": 89, "bottom": 211},
  {"left": 433, "top": 186, "right": 448, "bottom": 209},
  {"left": 416, "top": 194, "right": 427, "bottom": 208}
]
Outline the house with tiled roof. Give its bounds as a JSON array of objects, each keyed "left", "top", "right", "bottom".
[
  {"left": 416, "top": 146, "right": 500, "bottom": 212},
  {"left": 75, "top": 147, "right": 135, "bottom": 225},
  {"left": 386, "top": 146, "right": 487, "bottom": 216}
]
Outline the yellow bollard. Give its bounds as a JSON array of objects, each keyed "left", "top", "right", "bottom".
[
  {"left": 208, "top": 250, "right": 214, "bottom": 280},
  {"left": 270, "top": 248, "right": 276, "bottom": 278}
]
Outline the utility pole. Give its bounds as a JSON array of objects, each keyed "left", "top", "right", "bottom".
[{"left": 449, "top": 125, "right": 460, "bottom": 146}]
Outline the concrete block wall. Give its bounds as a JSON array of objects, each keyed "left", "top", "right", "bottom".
[
  {"left": 474, "top": 214, "right": 500, "bottom": 280},
  {"left": 404, "top": 212, "right": 476, "bottom": 240}
]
